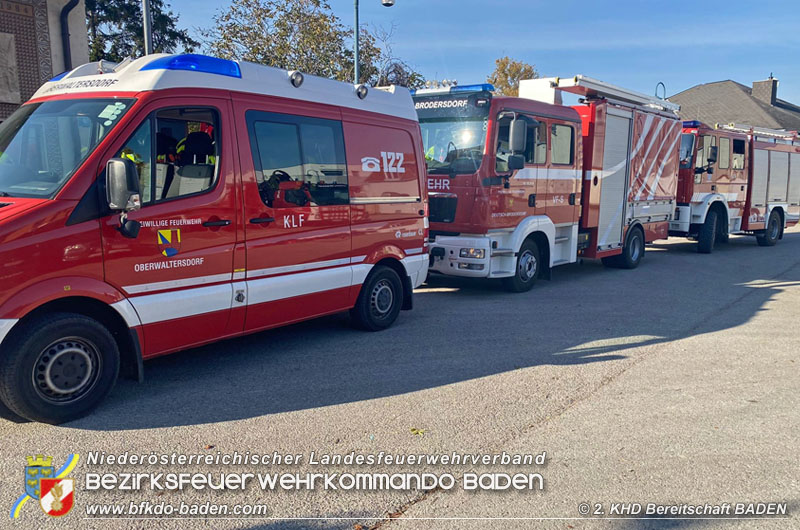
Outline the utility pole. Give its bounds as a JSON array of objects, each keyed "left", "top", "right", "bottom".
[
  {"left": 354, "top": 1, "right": 395, "bottom": 84},
  {"left": 142, "top": 0, "right": 153, "bottom": 55},
  {"left": 354, "top": 0, "right": 359, "bottom": 84}
]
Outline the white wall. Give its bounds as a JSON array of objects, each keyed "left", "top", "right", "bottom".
[{"left": 47, "top": 0, "right": 89, "bottom": 74}]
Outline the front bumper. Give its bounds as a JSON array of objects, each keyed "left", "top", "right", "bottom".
[{"left": 428, "top": 235, "right": 493, "bottom": 278}]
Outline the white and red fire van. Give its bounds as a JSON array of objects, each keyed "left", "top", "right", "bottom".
[
  {"left": 414, "top": 75, "right": 681, "bottom": 291},
  {"left": 669, "top": 121, "right": 799, "bottom": 251},
  {"left": 0, "top": 54, "right": 428, "bottom": 423}
]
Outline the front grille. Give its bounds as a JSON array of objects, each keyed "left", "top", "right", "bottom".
[{"left": 429, "top": 194, "right": 457, "bottom": 223}]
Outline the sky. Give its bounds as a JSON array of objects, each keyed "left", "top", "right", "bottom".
[{"left": 168, "top": 0, "right": 800, "bottom": 103}]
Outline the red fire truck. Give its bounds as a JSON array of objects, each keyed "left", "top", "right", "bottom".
[
  {"left": 414, "top": 75, "right": 681, "bottom": 291},
  {"left": 0, "top": 54, "right": 428, "bottom": 423},
  {"left": 669, "top": 121, "right": 800, "bottom": 251}
]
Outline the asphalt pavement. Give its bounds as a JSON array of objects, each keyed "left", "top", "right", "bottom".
[{"left": 2, "top": 228, "right": 799, "bottom": 530}]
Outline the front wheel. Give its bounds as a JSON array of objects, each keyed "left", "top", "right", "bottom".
[
  {"left": 503, "top": 239, "right": 540, "bottom": 292},
  {"left": 697, "top": 210, "right": 718, "bottom": 254},
  {"left": 756, "top": 210, "right": 781, "bottom": 247},
  {"left": 351, "top": 266, "right": 404, "bottom": 331},
  {"left": 0, "top": 313, "right": 120, "bottom": 424}
]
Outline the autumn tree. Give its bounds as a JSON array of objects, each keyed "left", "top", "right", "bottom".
[
  {"left": 201, "top": 0, "right": 424, "bottom": 88},
  {"left": 488, "top": 56, "right": 539, "bottom": 96},
  {"left": 86, "top": 0, "right": 197, "bottom": 62}
]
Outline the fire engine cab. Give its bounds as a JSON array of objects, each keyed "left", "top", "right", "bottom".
[
  {"left": 0, "top": 54, "right": 428, "bottom": 424},
  {"left": 669, "top": 121, "right": 800, "bottom": 251},
  {"left": 414, "top": 75, "right": 681, "bottom": 291}
]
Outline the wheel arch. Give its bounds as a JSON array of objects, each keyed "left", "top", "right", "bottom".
[
  {"left": 509, "top": 216, "right": 556, "bottom": 267},
  {"left": 0, "top": 282, "right": 144, "bottom": 383},
  {"left": 373, "top": 257, "right": 414, "bottom": 311}
]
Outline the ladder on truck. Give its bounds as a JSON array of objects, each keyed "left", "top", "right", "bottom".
[
  {"left": 519, "top": 75, "right": 680, "bottom": 115},
  {"left": 717, "top": 123, "right": 798, "bottom": 142}
]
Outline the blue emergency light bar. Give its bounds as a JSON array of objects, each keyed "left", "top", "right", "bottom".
[
  {"left": 683, "top": 120, "right": 702, "bottom": 128},
  {"left": 411, "top": 83, "right": 495, "bottom": 96},
  {"left": 141, "top": 54, "right": 242, "bottom": 79},
  {"left": 48, "top": 71, "right": 69, "bottom": 82}
]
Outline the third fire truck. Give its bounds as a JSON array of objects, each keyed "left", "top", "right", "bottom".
[
  {"left": 669, "top": 122, "right": 800, "bottom": 252},
  {"left": 414, "top": 76, "right": 682, "bottom": 291}
]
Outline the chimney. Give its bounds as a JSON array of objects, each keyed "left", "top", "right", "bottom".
[{"left": 753, "top": 75, "right": 778, "bottom": 106}]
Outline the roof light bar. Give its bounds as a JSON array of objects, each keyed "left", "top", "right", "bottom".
[
  {"left": 412, "top": 83, "right": 494, "bottom": 96},
  {"left": 682, "top": 120, "right": 702, "bottom": 128},
  {"left": 48, "top": 71, "right": 69, "bottom": 82},
  {"left": 141, "top": 54, "right": 242, "bottom": 79}
]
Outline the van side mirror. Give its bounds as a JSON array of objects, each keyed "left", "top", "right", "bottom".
[
  {"left": 507, "top": 154, "right": 525, "bottom": 171},
  {"left": 707, "top": 145, "right": 718, "bottom": 164},
  {"left": 106, "top": 158, "right": 142, "bottom": 239},
  {"left": 106, "top": 158, "right": 141, "bottom": 212},
  {"left": 509, "top": 118, "right": 527, "bottom": 154}
]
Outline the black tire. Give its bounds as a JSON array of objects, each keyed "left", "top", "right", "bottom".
[
  {"left": 602, "top": 226, "right": 644, "bottom": 269},
  {"left": 0, "top": 313, "right": 119, "bottom": 424},
  {"left": 351, "top": 266, "right": 404, "bottom": 331},
  {"left": 502, "top": 239, "right": 540, "bottom": 292},
  {"left": 715, "top": 215, "right": 729, "bottom": 244},
  {"left": 756, "top": 210, "right": 781, "bottom": 247},
  {"left": 697, "top": 210, "right": 717, "bottom": 254}
]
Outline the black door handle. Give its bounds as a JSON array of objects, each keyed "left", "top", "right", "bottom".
[
  {"left": 249, "top": 217, "right": 275, "bottom": 224},
  {"left": 569, "top": 193, "right": 576, "bottom": 205},
  {"left": 202, "top": 219, "right": 231, "bottom": 227}
]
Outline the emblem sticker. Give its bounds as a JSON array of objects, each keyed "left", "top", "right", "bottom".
[{"left": 157, "top": 229, "right": 181, "bottom": 257}]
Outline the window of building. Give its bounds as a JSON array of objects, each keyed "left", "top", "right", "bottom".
[
  {"left": 718, "top": 137, "right": 730, "bottom": 169},
  {"left": 248, "top": 111, "right": 347, "bottom": 207},
  {"left": 732, "top": 139, "right": 746, "bottom": 169},
  {"left": 116, "top": 107, "right": 219, "bottom": 204},
  {"left": 550, "top": 124, "right": 574, "bottom": 165}
]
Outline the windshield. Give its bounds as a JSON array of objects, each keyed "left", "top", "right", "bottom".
[
  {"left": 0, "top": 98, "right": 133, "bottom": 198},
  {"left": 415, "top": 92, "right": 490, "bottom": 175},
  {"left": 679, "top": 133, "right": 695, "bottom": 169}
]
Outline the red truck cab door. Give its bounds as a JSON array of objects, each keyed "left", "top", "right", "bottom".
[{"left": 100, "top": 96, "right": 238, "bottom": 357}]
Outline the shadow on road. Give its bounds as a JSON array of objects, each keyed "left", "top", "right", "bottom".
[{"left": 10, "top": 231, "right": 799, "bottom": 430}]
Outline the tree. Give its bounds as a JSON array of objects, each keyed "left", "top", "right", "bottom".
[
  {"left": 487, "top": 57, "right": 539, "bottom": 96},
  {"left": 201, "top": 0, "right": 424, "bottom": 88},
  {"left": 86, "top": 0, "right": 198, "bottom": 62}
]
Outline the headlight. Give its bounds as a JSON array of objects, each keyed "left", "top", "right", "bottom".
[{"left": 459, "top": 248, "right": 485, "bottom": 259}]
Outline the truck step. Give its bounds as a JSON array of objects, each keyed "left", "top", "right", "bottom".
[
  {"left": 491, "top": 248, "right": 514, "bottom": 256},
  {"left": 490, "top": 271, "right": 513, "bottom": 276},
  {"left": 552, "top": 259, "right": 571, "bottom": 266},
  {"left": 554, "top": 236, "right": 570, "bottom": 243}
]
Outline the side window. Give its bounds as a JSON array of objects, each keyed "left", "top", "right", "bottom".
[
  {"left": 248, "top": 111, "right": 347, "bottom": 208},
  {"left": 551, "top": 124, "right": 574, "bottom": 165},
  {"left": 495, "top": 116, "right": 511, "bottom": 172},
  {"left": 118, "top": 121, "right": 153, "bottom": 203},
  {"left": 696, "top": 134, "right": 715, "bottom": 168},
  {"left": 116, "top": 107, "right": 219, "bottom": 204},
  {"left": 524, "top": 121, "right": 547, "bottom": 164},
  {"left": 718, "top": 137, "right": 730, "bottom": 169},
  {"left": 496, "top": 115, "right": 546, "bottom": 171},
  {"left": 732, "top": 139, "right": 746, "bottom": 169}
]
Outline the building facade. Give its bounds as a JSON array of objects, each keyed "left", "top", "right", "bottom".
[{"left": 0, "top": 0, "right": 89, "bottom": 120}]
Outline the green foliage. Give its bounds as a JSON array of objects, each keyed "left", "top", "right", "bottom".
[
  {"left": 201, "top": 0, "right": 424, "bottom": 88},
  {"left": 86, "top": 0, "right": 198, "bottom": 62},
  {"left": 488, "top": 56, "right": 539, "bottom": 96}
]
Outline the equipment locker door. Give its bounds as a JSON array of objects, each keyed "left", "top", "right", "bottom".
[
  {"left": 101, "top": 97, "right": 238, "bottom": 356},
  {"left": 236, "top": 103, "right": 353, "bottom": 332},
  {"left": 596, "top": 112, "right": 631, "bottom": 250}
]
